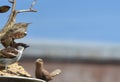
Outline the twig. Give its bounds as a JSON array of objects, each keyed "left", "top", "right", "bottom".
[
  {"left": 30, "top": 0, "right": 37, "bottom": 10},
  {"left": 17, "top": 9, "right": 37, "bottom": 13},
  {"left": 1, "top": 0, "right": 17, "bottom": 33},
  {"left": 8, "top": 0, "right": 16, "bottom": 12},
  {"left": 17, "top": 0, "right": 37, "bottom": 13}
]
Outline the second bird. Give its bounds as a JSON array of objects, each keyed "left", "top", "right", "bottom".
[
  {"left": 1, "top": 23, "right": 30, "bottom": 48},
  {"left": 0, "top": 43, "right": 29, "bottom": 70}
]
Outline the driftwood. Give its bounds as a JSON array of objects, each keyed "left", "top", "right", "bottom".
[
  {"left": 0, "top": 0, "right": 36, "bottom": 78},
  {"left": 0, "top": 0, "right": 37, "bottom": 39},
  {"left": 0, "top": 0, "right": 61, "bottom": 82}
]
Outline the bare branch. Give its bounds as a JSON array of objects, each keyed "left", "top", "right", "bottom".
[
  {"left": 30, "top": 0, "right": 37, "bottom": 10},
  {"left": 17, "top": 9, "right": 37, "bottom": 13},
  {"left": 17, "top": 0, "right": 37, "bottom": 13},
  {"left": 8, "top": 0, "right": 16, "bottom": 12}
]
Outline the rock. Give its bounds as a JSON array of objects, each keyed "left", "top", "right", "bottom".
[{"left": 0, "top": 63, "right": 31, "bottom": 77}]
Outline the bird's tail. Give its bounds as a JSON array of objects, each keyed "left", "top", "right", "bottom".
[{"left": 50, "top": 69, "right": 61, "bottom": 77}]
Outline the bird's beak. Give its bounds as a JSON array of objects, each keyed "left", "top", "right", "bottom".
[
  {"left": 24, "top": 32, "right": 27, "bottom": 36},
  {"left": 27, "top": 23, "right": 32, "bottom": 26},
  {"left": 18, "top": 43, "right": 30, "bottom": 49},
  {"left": 27, "top": 23, "right": 32, "bottom": 24},
  {"left": 24, "top": 45, "right": 30, "bottom": 48}
]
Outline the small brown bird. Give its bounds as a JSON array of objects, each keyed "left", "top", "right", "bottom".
[
  {"left": 0, "top": 43, "right": 29, "bottom": 70},
  {"left": 0, "top": 43, "right": 29, "bottom": 58},
  {"left": 0, "top": 5, "right": 10, "bottom": 13},
  {"left": 35, "top": 58, "right": 61, "bottom": 82},
  {"left": 11, "top": 22, "right": 30, "bottom": 39},
  {"left": 1, "top": 23, "right": 30, "bottom": 48},
  {"left": 0, "top": 47, "right": 18, "bottom": 58}
]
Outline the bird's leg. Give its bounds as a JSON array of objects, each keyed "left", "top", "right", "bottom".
[
  {"left": 17, "top": 0, "right": 37, "bottom": 13},
  {"left": 5, "top": 64, "right": 8, "bottom": 71},
  {"left": 10, "top": 39, "right": 16, "bottom": 48}
]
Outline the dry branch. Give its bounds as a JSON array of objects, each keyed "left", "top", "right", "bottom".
[
  {"left": 0, "top": 0, "right": 37, "bottom": 40},
  {"left": 17, "top": 0, "right": 37, "bottom": 13}
]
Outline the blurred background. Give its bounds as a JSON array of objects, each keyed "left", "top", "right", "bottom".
[{"left": 1, "top": 0, "right": 120, "bottom": 82}]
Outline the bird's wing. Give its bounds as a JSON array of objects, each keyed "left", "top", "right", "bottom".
[
  {"left": 0, "top": 52, "right": 6, "bottom": 58},
  {"left": 0, "top": 29, "right": 14, "bottom": 48},
  {"left": 0, "top": 48, "right": 18, "bottom": 58},
  {"left": 3, "top": 23, "right": 28, "bottom": 39},
  {"left": 13, "top": 23, "right": 30, "bottom": 30},
  {"left": 10, "top": 23, "right": 30, "bottom": 39},
  {"left": 50, "top": 69, "right": 61, "bottom": 77}
]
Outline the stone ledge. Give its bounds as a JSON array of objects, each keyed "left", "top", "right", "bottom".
[{"left": 0, "top": 63, "right": 31, "bottom": 77}]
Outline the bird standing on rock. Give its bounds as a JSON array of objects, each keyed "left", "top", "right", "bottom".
[
  {"left": 35, "top": 58, "right": 61, "bottom": 82},
  {"left": 0, "top": 43, "right": 29, "bottom": 70},
  {"left": 1, "top": 23, "right": 30, "bottom": 48}
]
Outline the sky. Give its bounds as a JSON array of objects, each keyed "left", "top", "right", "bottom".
[{"left": 1, "top": 0, "right": 120, "bottom": 43}]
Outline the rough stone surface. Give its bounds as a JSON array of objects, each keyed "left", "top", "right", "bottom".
[{"left": 0, "top": 63, "right": 31, "bottom": 77}]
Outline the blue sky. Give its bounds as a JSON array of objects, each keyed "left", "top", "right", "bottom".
[{"left": 1, "top": 0, "right": 120, "bottom": 43}]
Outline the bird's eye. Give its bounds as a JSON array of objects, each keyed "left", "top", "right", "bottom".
[{"left": 9, "top": 29, "right": 13, "bottom": 32}]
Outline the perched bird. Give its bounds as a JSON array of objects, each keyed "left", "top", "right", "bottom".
[
  {"left": 10, "top": 22, "right": 30, "bottom": 39},
  {"left": 0, "top": 43, "right": 29, "bottom": 58},
  {"left": 0, "top": 5, "right": 10, "bottom": 13},
  {"left": 1, "top": 23, "right": 30, "bottom": 48},
  {"left": 35, "top": 58, "right": 61, "bottom": 82},
  {"left": 0, "top": 43, "right": 29, "bottom": 70},
  {"left": 0, "top": 47, "right": 18, "bottom": 58}
]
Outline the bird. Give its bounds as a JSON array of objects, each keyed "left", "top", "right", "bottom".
[
  {"left": 0, "top": 47, "right": 18, "bottom": 58},
  {"left": 0, "top": 5, "right": 10, "bottom": 13},
  {"left": 35, "top": 58, "right": 61, "bottom": 82},
  {"left": 1, "top": 23, "right": 30, "bottom": 48},
  {"left": 10, "top": 22, "right": 30, "bottom": 39},
  {"left": 0, "top": 43, "right": 29, "bottom": 70},
  {"left": 0, "top": 43, "right": 29, "bottom": 58}
]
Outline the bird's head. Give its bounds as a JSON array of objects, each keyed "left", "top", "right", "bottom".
[
  {"left": 17, "top": 43, "right": 29, "bottom": 50},
  {"left": 24, "top": 32, "right": 27, "bottom": 36},
  {"left": 36, "top": 58, "right": 43, "bottom": 67},
  {"left": 22, "top": 23, "right": 31, "bottom": 27}
]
